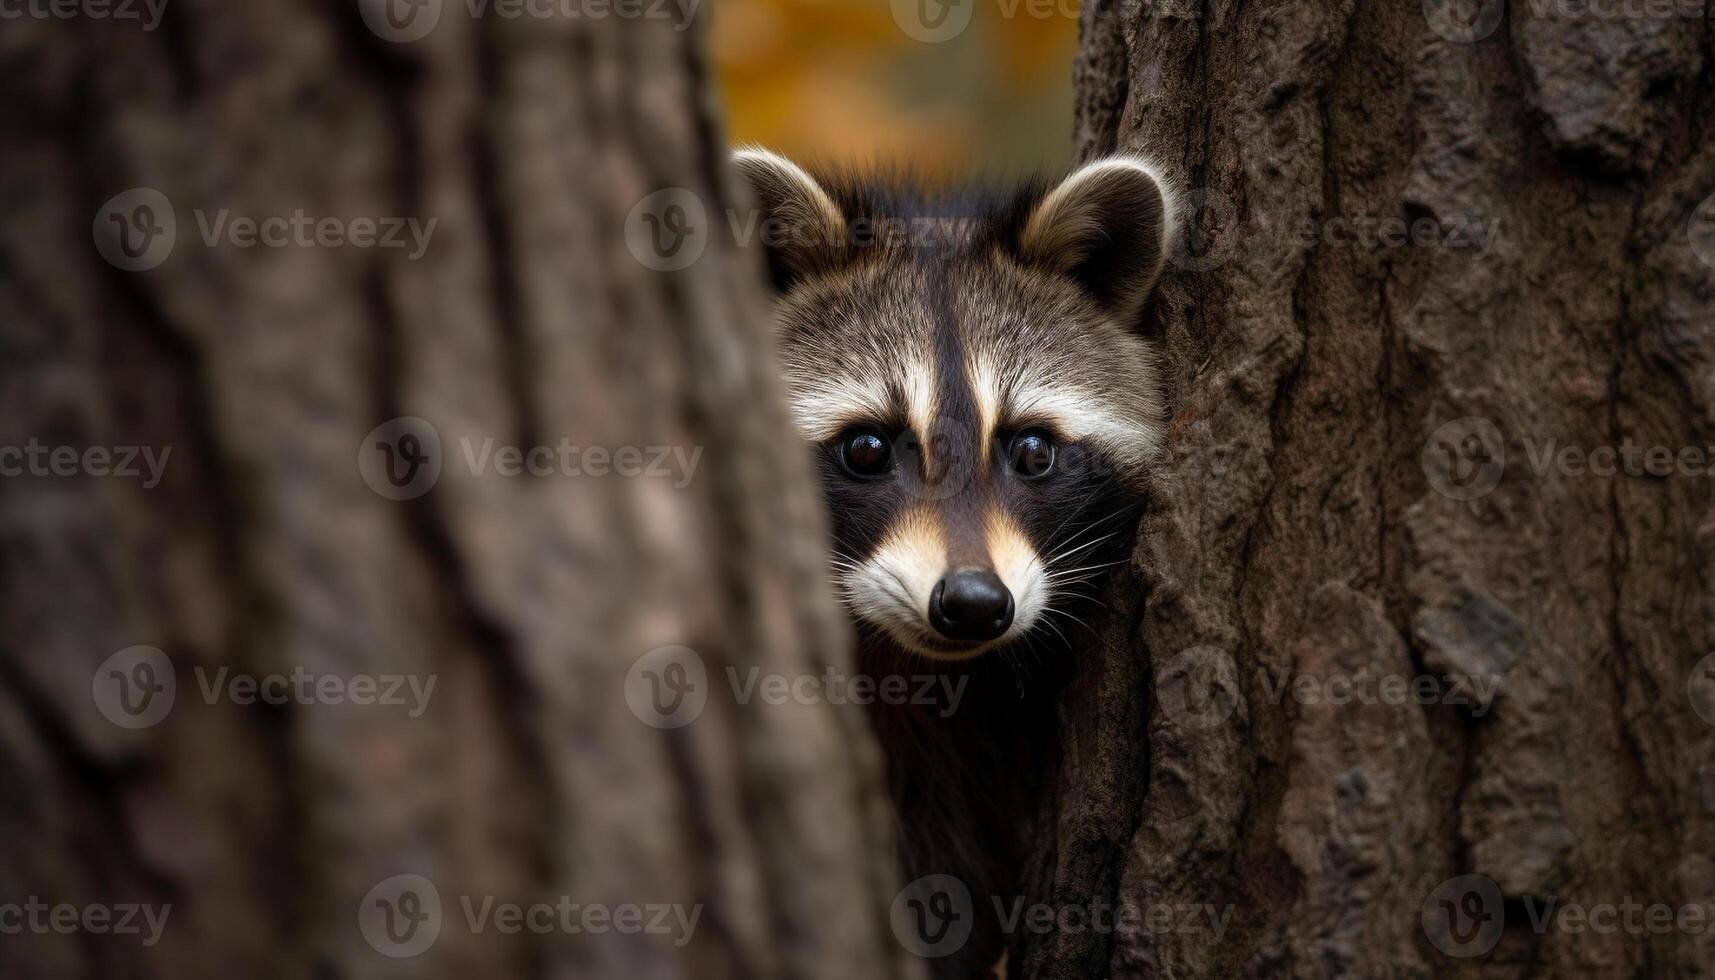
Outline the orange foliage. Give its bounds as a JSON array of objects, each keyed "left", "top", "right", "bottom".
[{"left": 713, "top": 0, "right": 1079, "bottom": 180}]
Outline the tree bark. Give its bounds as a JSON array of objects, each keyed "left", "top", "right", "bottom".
[
  {"left": 1030, "top": 1, "right": 1715, "bottom": 977},
  {"left": 0, "top": 6, "right": 912, "bottom": 980}
]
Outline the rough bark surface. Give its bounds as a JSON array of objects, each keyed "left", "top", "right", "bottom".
[
  {"left": 0, "top": 6, "right": 913, "bottom": 979},
  {"left": 1027, "top": 0, "right": 1715, "bottom": 977}
]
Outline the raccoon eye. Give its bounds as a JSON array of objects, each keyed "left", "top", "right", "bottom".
[
  {"left": 837, "top": 427, "right": 893, "bottom": 480},
  {"left": 1009, "top": 430, "right": 1056, "bottom": 479}
]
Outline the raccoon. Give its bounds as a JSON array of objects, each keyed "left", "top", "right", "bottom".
[{"left": 734, "top": 148, "right": 1174, "bottom": 978}]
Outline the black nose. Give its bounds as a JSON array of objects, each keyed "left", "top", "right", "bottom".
[{"left": 929, "top": 570, "right": 1015, "bottom": 642}]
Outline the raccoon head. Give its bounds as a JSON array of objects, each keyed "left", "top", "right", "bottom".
[{"left": 736, "top": 148, "right": 1175, "bottom": 661}]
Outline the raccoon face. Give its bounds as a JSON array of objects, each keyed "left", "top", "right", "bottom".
[{"left": 736, "top": 149, "right": 1175, "bottom": 660}]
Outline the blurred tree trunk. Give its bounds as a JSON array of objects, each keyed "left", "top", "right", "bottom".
[
  {"left": 0, "top": 6, "right": 911, "bottom": 980},
  {"left": 1019, "top": 2, "right": 1715, "bottom": 978}
]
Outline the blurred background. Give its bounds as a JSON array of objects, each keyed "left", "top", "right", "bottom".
[{"left": 713, "top": 0, "right": 1080, "bottom": 180}]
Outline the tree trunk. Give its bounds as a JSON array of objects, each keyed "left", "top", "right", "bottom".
[
  {"left": 0, "top": 6, "right": 913, "bottom": 980},
  {"left": 1024, "top": 1, "right": 1715, "bottom": 977}
]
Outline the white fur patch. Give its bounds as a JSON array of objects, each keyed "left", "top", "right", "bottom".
[
  {"left": 731, "top": 146, "right": 847, "bottom": 244},
  {"left": 1022, "top": 154, "right": 1180, "bottom": 275},
  {"left": 785, "top": 375, "right": 890, "bottom": 442},
  {"left": 839, "top": 512, "right": 946, "bottom": 649},
  {"left": 902, "top": 360, "right": 937, "bottom": 458},
  {"left": 837, "top": 508, "right": 1054, "bottom": 660},
  {"left": 987, "top": 511, "right": 1045, "bottom": 642},
  {"left": 965, "top": 353, "right": 1164, "bottom": 476},
  {"left": 968, "top": 357, "right": 1002, "bottom": 467}
]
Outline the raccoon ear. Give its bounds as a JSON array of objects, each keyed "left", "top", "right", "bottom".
[
  {"left": 1017, "top": 155, "right": 1175, "bottom": 323},
  {"left": 731, "top": 147, "right": 848, "bottom": 292}
]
